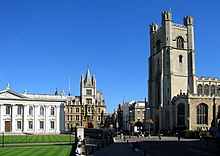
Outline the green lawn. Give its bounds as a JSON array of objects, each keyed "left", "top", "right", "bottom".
[
  {"left": 0, "top": 134, "right": 75, "bottom": 145},
  {"left": 0, "top": 145, "right": 72, "bottom": 156}
]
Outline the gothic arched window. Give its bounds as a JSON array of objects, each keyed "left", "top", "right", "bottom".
[
  {"left": 155, "top": 71, "right": 161, "bottom": 107},
  {"left": 156, "top": 40, "right": 161, "bottom": 53},
  {"left": 204, "top": 84, "right": 209, "bottom": 96},
  {"left": 40, "top": 106, "right": 44, "bottom": 115},
  {"left": 177, "top": 36, "right": 184, "bottom": 49},
  {"left": 211, "top": 85, "right": 215, "bottom": 96},
  {"left": 177, "top": 103, "right": 185, "bottom": 127},
  {"left": 197, "top": 103, "right": 208, "bottom": 125},
  {"left": 197, "top": 84, "right": 203, "bottom": 96}
]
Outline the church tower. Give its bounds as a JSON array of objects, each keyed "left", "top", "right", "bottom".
[{"left": 148, "top": 11, "right": 196, "bottom": 132}]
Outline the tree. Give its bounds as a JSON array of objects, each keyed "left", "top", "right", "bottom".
[
  {"left": 145, "top": 119, "right": 153, "bottom": 125},
  {"left": 129, "top": 121, "right": 135, "bottom": 126},
  {"left": 145, "top": 119, "right": 153, "bottom": 137}
]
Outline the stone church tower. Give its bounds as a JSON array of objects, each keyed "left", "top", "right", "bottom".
[{"left": 148, "top": 11, "right": 197, "bottom": 132}]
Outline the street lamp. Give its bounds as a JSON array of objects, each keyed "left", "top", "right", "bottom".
[{"left": 147, "top": 108, "right": 151, "bottom": 137}]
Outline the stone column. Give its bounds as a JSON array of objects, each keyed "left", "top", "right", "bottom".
[
  {"left": 45, "top": 105, "right": 49, "bottom": 132},
  {"left": 23, "top": 104, "right": 28, "bottom": 133},
  {"left": 34, "top": 105, "right": 38, "bottom": 133},
  {"left": 56, "top": 105, "right": 60, "bottom": 133},
  {"left": 11, "top": 105, "right": 17, "bottom": 132}
]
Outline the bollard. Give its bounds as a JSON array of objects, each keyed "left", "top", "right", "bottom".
[{"left": 127, "top": 140, "right": 129, "bottom": 144}]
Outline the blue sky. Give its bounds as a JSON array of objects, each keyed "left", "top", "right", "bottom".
[{"left": 0, "top": 0, "right": 220, "bottom": 113}]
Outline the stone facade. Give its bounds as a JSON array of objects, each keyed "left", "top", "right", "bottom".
[
  {"left": 65, "top": 68, "right": 106, "bottom": 130},
  {"left": 0, "top": 85, "right": 66, "bottom": 134},
  {"left": 148, "top": 11, "right": 220, "bottom": 132},
  {"left": 0, "top": 69, "right": 106, "bottom": 134}
]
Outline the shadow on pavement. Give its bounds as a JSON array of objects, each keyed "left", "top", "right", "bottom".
[
  {"left": 69, "top": 144, "right": 76, "bottom": 156},
  {"left": 138, "top": 139, "right": 220, "bottom": 156},
  {"left": 93, "top": 142, "right": 143, "bottom": 156}
]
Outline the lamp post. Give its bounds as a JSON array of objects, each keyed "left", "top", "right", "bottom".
[
  {"left": 129, "top": 110, "right": 132, "bottom": 134},
  {"left": 147, "top": 108, "right": 151, "bottom": 137}
]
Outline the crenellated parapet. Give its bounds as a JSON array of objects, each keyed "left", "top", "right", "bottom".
[
  {"left": 197, "top": 76, "right": 220, "bottom": 81},
  {"left": 172, "top": 23, "right": 186, "bottom": 28}
]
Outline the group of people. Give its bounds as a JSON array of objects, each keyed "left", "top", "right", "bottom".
[{"left": 75, "top": 135, "right": 83, "bottom": 156}]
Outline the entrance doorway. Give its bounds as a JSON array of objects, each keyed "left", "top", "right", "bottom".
[{"left": 5, "top": 121, "right": 11, "bottom": 132}]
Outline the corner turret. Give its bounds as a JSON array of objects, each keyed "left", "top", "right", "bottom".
[
  {"left": 184, "top": 16, "right": 194, "bottom": 26},
  {"left": 162, "top": 11, "right": 172, "bottom": 23},
  {"left": 150, "top": 23, "right": 159, "bottom": 33}
]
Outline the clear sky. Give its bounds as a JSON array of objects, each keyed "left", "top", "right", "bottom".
[{"left": 0, "top": 0, "right": 220, "bottom": 113}]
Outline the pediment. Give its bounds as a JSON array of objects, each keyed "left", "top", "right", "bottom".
[{"left": 0, "top": 90, "right": 27, "bottom": 99}]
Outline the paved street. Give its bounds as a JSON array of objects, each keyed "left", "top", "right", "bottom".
[
  {"left": 90, "top": 135, "right": 220, "bottom": 156},
  {"left": 139, "top": 136, "right": 220, "bottom": 156}
]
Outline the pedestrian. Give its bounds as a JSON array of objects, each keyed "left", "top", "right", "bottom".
[
  {"left": 121, "top": 133, "right": 123, "bottom": 139},
  {"left": 199, "top": 131, "right": 202, "bottom": 141},
  {"left": 77, "top": 135, "right": 82, "bottom": 145},
  {"left": 158, "top": 133, "right": 161, "bottom": 140},
  {"left": 75, "top": 144, "right": 82, "bottom": 156},
  {"left": 178, "top": 132, "right": 180, "bottom": 141}
]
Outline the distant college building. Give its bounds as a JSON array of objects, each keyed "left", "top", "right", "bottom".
[
  {"left": 148, "top": 11, "right": 220, "bottom": 132},
  {"left": 0, "top": 69, "right": 106, "bottom": 134},
  {"left": 65, "top": 68, "right": 106, "bottom": 130}
]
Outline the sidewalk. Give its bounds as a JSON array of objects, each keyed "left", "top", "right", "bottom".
[
  {"left": 89, "top": 135, "right": 216, "bottom": 156},
  {"left": 91, "top": 136, "right": 145, "bottom": 156}
]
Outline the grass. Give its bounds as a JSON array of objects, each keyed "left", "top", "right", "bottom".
[
  {"left": 0, "top": 145, "right": 72, "bottom": 156},
  {"left": 0, "top": 134, "right": 75, "bottom": 144},
  {"left": 0, "top": 135, "right": 75, "bottom": 156}
]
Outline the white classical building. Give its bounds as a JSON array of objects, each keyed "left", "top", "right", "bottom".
[{"left": 0, "top": 84, "right": 66, "bottom": 134}]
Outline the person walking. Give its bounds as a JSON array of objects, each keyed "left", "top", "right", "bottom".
[
  {"left": 158, "top": 133, "right": 161, "bottom": 140},
  {"left": 75, "top": 144, "right": 82, "bottom": 156}
]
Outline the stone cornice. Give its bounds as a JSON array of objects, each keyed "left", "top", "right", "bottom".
[{"left": 0, "top": 97, "right": 66, "bottom": 102}]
